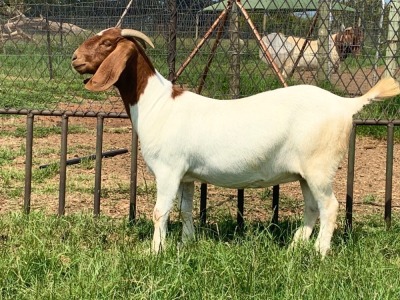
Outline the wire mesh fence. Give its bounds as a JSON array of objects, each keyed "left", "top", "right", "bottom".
[{"left": 0, "top": 0, "right": 399, "bottom": 121}]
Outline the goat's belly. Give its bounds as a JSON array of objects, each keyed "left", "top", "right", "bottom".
[{"left": 182, "top": 171, "right": 301, "bottom": 189}]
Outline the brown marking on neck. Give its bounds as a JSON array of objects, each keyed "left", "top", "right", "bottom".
[
  {"left": 172, "top": 85, "right": 185, "bottom": 99},
  {"left": 114, "top": 39, "right": 156, "bottom": 117}
]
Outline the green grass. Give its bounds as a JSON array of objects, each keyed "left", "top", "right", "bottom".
[
  {"left": 0, "top": 212, "right": 400, "bottom": 299},
  {"left": 0, "top": 147, "right": 22, "bottom": 166},
  {"left": 0, "top": 162, "right": 60, "bottom": 199},
  {"left": 356, "top": 125, "right": 400, "bottom": 142},
  {"left": 0, "top": 166, "right": 24, "bottom": 198},
  {"left": 0, "top": 124, "right": 88, "bottom": 138},
  {"left": 0, "top": 36, "right": 111, "bottom": 110}
]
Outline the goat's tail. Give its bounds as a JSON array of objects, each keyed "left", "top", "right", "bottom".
[{"left": 359, "top": 76, "right": 400, "bottom": 104}]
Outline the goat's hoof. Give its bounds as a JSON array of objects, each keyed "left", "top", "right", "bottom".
[{"left": 315, "top": 244, "right": 331, "bottom": 259}]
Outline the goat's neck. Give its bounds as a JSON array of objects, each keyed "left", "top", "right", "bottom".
[
  {"left": 130, "top": 71, "right": 175, "bottom": 154},
  {"left": 115, "top": 51, "right": 156, "bottom": 109},
  {"left": 116, "top": 54, "right": 174, "bottom": 140}
]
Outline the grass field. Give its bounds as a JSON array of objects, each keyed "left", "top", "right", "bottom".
[{"left": 0, "top": 211, "right": 400, "bottom": 299}]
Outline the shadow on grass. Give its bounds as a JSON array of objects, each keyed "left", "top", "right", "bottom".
[
  {"left": 128, "top": 215, "right": 303, "bottom": 249},
  {"left": 197, "top": 217, "right": 302, "bottom": 247}
]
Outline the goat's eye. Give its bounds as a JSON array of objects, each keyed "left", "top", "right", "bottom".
[{"left": 102, "top": 40, "right": 112, "bottom": 47}]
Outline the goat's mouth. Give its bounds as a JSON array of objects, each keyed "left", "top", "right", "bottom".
[
  {"left": 71, "top": 62, "right": 93, "bottom": 84},
  {"left": 72, "top": 63, "right": 87, "bottom": 74}
]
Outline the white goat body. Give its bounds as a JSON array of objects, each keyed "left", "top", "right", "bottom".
[
  {"left": 72, "top": 28, "right": 400, "bottom": 257},
  {"left": 140, "top": 74, "right": 350, "bottom": 188},
  {"left": 260, "top": 27, "right": 362, "bottom": 78}
]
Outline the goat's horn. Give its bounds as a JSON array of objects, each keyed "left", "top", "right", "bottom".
[{"left": 121, "top": 29, "right": 155, "bottom": 48}]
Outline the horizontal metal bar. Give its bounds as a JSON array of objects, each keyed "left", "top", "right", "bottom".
[
  {"left": 39, "top": 148, "right": 128, "bottom": 169},
  {"left": 353, "top": 119, "right": 400, "bottom": 126},
  {"left": 1, "top": 109, "right": 399, "bottom": 125},
  {"left": 0, "top": 108, "right": 129, "bottom": 118}
]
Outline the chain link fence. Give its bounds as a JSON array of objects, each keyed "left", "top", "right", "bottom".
[{"left": 0, "top": 0, "right": 399, "bottom": 120}]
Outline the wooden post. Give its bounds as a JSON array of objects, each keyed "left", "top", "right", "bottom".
[
  {"left": 373, "top": 1, "right": 386, "bottom": 83},
  {"left": 263, "top": 13, "right": 267, "bottom": 34},
  {"left": 385, "top": 0, "right": 399, "bottom": 78},
  {"left": 317, "top": 0, "right": 330, "bottom": 82},
  {"left": 168, "top": 0, "right": 177, "bottom": 81},
  {"left": 229, "top": 1, "right": 240, "bottom": 99},
  {"left": 196, "top": 14, "right": 199, "bottom": 40}
]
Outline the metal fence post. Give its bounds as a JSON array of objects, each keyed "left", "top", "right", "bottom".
[
  {"left": 272, "top": 185, "right": 280, "bottom": 224},
  {"left": 58, "top": 114, "right": 68, "bottom": 216},
  {"left": 24, "top": 113, "right": 34, "bottom": 214},
  {"left": 237, "top": 189, "right": 244, "bottom": 229},
  {"left": 94, "top": 115, "right": 104, "bottom": 216},
  {"left": 384, "top": 123, "right": 394, "bottom": 229},
  {"left": 200, "top": 183, "right": 207, "bottom": 226},
  {"left": 345, "top": 124, "right": 357, "bottom": 234},
  {"left": 129, "top": 129, "right": 138, "bottom": 224}
]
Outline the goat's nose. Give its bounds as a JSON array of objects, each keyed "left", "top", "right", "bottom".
[{"left": 71, "top": 52, "right": 77, "bottom": 61}]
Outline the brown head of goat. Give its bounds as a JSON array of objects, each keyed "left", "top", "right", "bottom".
[{"left": 72, "top": 27, "right": 155, "bottom": 109}]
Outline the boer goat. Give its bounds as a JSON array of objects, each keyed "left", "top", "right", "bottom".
[
  {"left": 72, "top": 28, "right": 399, "bottom": 257},
  {"left": 260, "top": 26, "right": 363, "bottom": 78}
]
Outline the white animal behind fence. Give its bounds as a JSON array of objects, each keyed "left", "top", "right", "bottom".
[
  {"left": 72, "top": 27, "right": 398, "bottom": 257},
  {"left": 260, "top": 26, "right": 363, "bottom": 78}
]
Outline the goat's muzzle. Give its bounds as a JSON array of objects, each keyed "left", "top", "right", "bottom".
[
  {"left": 71, "top": 52, "right": 95, "bottom": 85},
  {"left": 71, "top": 52, "right": 89, "bottom": 75},
  {"left": 71, "top": 52, "right": 95, "bottom": 74}
]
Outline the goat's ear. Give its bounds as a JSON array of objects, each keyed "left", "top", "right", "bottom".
[{"left": 85, "top": 40, "right": 134, "bottom": 91}]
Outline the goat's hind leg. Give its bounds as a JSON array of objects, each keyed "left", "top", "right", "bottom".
[
  {"left": 308, "top": 180, "right": 339, "bottom": 257},
  {"left": 290, "top": 179, "right": 319, "bottom": 249},
  {"left": 177, "top": 182, "right": 195, "bottom": 243}
]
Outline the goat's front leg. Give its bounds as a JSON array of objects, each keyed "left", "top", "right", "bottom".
[
  {"left": 152, "top": 175, "right": 180, "bottom": 253},
  {"left": 177, "top": 182, "right": 195, "bottom": 243}
]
